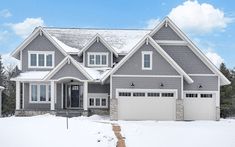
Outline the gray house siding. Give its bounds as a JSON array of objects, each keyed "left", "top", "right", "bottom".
[
  {"left": 50, "top": 63, "right": 88, "bottom": 80},
  {"left": 21, "top": 35, "right": 66, "bottom": 72},
  {"left": 114, "top": 44, "right": 179, "bottom": 75},
  {"left": 152, "top": 26, "right": 182, "bottom": 40},
  {"left": 23, "top": 83, "right": 61, "bottom": 110},
  {"left": 84, "top": 41, "right": 112, "bottom": 67},
  {"left": 113, "top": 55, "right": 125, "bottom": 64},
  {"left": 184, "top": 76, "right": 218, "bottom": 91},
  {"left": 161, "top": 45, "right": 213, "bottom": 74},
  {"left": 88, "top": 83, "right": 110, "bottom": 94},
  {"left": 71, "top": 54, "right": 83, "bottom": 63},
  {"left": 112, "top": 77, "right": 182, "bottom": 98}
]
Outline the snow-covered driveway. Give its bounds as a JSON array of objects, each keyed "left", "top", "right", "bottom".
[
  {"left": 1, "top": 115, "right": 235, "bottom": 147},
  {"left": 119, "top": 119, "right": 235, "bottom": 147}
]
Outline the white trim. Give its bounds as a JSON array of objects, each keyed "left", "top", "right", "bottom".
[
  {"left": 28, "top": 51, "right": 55, "bottom": 69},
  {"left": 16, "top": 81, "right": 20, "bottom": 110},
  {"left": 142, "top": 51, "right": 152, "bottom": 70},
  {"left": 78, "top": 34, "right": 118, "bottom": 57},
  {"left": 101, "top": 35, "right": 193, "bottom": 84},
  {"left": 44, "top": 56, "right": 93, "bottom": 81},
  {"left": 22, "top": 82, "right": 25, "bottom": 109},
  {"left": 155, "top": 40, "right": 187, "bottom": 46},
  {"left": 55, "top": 77, "right": 87, "bottom": 82},
  {"left": 83, "top": 52, "right": 85, "bottom": 66},
  {"left": 88, "top": 93, "right": 108, "bottom": 108},
  {"left": 87, "top": 52, "right": 109, "bottom": 67},
  {"left": 83, "top": 81, "right": 88, "bottom": 110},
  {"left": 181, "top": 75, "right": 183, "bottom": 100},
  {"left": 111, "top": 52, "right": 113, "bottom": 67},
  {"left": 110, "top": 74, "right": 113, "bottom": 99},
  {"left": 11, "top": 26, "right": 68, "bottom": 59},
  {"left": 29, "top": 83, "right": 51, "bottom": 104},
  {"left": 188, "top": 74, "right": 217, "bottom": 76},
  {"left": 50, "top": 81, "right": 55, "bottom": 110},
  {"left": 116, "top": 88, "right": 177, "bottom": 99},
  {"left": 61, "top": 83, "right": 64, "bottom": 109},
  {"left": 20, "top": 50, "right": 22, "bottom": 70},
  {"left": 150, "top": 17, "right": 230, "bottom": 86},
  {"left": 112, "top": 75, "right": 181, "bottom": 78},
  {"left": 216, "top": 76, "right": 220, "bottom": 107}
]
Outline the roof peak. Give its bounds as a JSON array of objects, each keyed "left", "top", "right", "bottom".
[{"left": 43, "top": 26, "right": 151, "bottom": 31}]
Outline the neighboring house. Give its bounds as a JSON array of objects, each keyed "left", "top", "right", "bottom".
[{"left": 11, "top": 17, "right": 230, "bottom": 120}]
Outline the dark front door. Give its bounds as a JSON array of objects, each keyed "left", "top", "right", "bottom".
[{"left": 71, "top": 85, "right": 79, "bottom": 108}]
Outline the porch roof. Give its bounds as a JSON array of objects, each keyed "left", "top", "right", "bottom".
[{"left": 11, "top": 71, "right": 50, "bottom": 81}]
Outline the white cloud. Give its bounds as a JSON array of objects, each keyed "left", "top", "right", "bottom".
[
  {"left": 145, "top": 18, "right": 160, "bottom": 29},
  {"left": 1, "top": 53, "right": 20, "bottom": 69},
  {"left": 9, "top": 17, "right": 44, "bottom": 38},
  {"left": 168, "top": 0, "right": 233, "bottom": 34},
  {"left": 0, "top": 30, "right": 9, "bottom": 42},
  {"left": 205, "top": 51, "right": 224, "bottom": 67},
  {"left": 0, "top": 9, "right": 12, "bottom": 18}
]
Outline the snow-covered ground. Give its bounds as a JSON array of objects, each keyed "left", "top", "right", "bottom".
[
  {"left": 1, "top": 115, "right": 235, "bottom": 147},
  {"left": 0, "top": 114, "right": 116, "bottom": 147}
]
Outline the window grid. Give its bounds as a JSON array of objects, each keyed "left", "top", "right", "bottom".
[
  {"left": 30, "top": 84, "right": 51, "bottom": 103},
  {"left": 88, "top": 52, "right": 108, "bottom": 67},
  {"left": 28, "top": 51, "right": 54, "bottom": 68}
]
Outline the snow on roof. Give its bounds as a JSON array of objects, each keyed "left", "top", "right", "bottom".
[
  {"left": 45, "top": 27, "right": 150, "bottom": 54},
  {"left": 11, "top": 71, "right": 50, "bottom": 81},
  {"left": 51, "top": 36, "right": 79, "bottom": 53},
  {"left": 83, "top": 67, "right": 111, "bottom": 80}
]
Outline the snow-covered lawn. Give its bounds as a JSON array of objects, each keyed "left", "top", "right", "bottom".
[
  {"left": 1, "top": 115, "right": 235, "bottom": 147},
  {"left": 0, "top": 114, "right": 116, "bottom": 147}
]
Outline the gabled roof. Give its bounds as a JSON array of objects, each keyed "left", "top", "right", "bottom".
[
  {"left": 44, "top": 56, "right": 93, "bottom": 81},
  {"left": 77, "top": 34, "right": 118, "bottom": 57},
  {"left": 101, "top": 35, "right": 194, "bottom": 84},
  {"left": 150, "top": 17, "right": 230, "bottom": 85},
  {"left": 11, "top": 27, "right": 68, "bottom": 59},
  {"left": 45, "top": 27, "right": 150, "bottom": 54},
  {"left": 11, "top": 71, "right": 50, "bottom": 81}
]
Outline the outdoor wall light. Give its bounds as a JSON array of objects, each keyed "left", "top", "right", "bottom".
[
  {"left": 198, "top": 84, "right": 203, "bottom": 89},
  {"left": 130, "top": 82, "right": 135, "bottom": 88},
  {"left": 160, "top": 83, "right": 164, "bottom": 87}
]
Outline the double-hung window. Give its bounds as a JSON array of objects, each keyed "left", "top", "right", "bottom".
[
  {"left": 28, "top": 51, "right": 54, "bottom": 68},
  {"left": 142, "top": 51, "right": 152, "bottom": 70},
  {"left": 88, "top": 52, "right": 108, "bottom": 67},
  {"left": 30, "top": 83, "right": 51, "bottom": 103}
]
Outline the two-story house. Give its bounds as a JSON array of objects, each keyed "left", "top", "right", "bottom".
[{"left": 11, "top": 17, "right": 230, "bottom": 120}]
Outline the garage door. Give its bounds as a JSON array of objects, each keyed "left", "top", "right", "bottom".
[
  {"left": 184, "top": 91, "right": 216, "bottom": 120},
  {"left": 116, "top": 89, "right": 177, "bottom": 120}
]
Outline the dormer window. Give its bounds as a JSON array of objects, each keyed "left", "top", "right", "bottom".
[
  {"left": 28, "top": 51, "right": 54, "bottom": 68},
  {"left": 88, "top": 52, "right": 108, "bottom": 67}
]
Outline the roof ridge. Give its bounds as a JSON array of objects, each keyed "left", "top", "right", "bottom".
[{"left": 43, "top": 26, "right": 151, "bottom": 31}]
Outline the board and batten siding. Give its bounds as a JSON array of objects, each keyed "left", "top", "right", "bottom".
[
  {"left": 112, "top": 77, "right": 182, "bottom": 99},
  {"left": 21, "top": 35, "right": 65, "bottom": 72},
  {"left": 84, "top": 41, "right": 112, "bottom": 67},
  {"left": 161, "top": 45, "right": 213, "bottom": 74},
  {"left": 184, "top": 76, "right": 218, "bottom": 91},
  {"left": 114, "top": 44, "right": 179, "bottom": 75}
]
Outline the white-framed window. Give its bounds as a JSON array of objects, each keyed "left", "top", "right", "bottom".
[
  {"left": 29, "top": 83, "right": 51, "bottom": 103},
  {"left": 116, "top": 89, "right": 177, "bottom": 98},
  {"left": 184, "top": 91, "right": 215, "bottom": 99},
  {"left": 88, "top": 93, "right": 108, "bottom": 108},
  {"left": 142, "top": 51, "right": 152, "bottom": 70},
  {"left": 87, "top": 52, "right": 108, "bottom": 67},
  {"left": 28, "top": 51, "right": 54, "bottom": 68}
]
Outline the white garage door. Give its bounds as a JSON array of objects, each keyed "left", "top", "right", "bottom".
[
  {"left": 184, "top": 91, "right": 216, "bottom": 120},
  {"left": 116, "top": 89, "right": 177, "bottom": 120}
]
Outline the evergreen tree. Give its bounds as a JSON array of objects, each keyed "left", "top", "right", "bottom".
[{"left": 220, "top": 63, "right": 233, "bottom": 118}]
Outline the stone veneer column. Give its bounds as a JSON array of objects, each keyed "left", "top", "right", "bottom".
[
  {"left": 110, "top": 98, "right": 118, "bottom": 120},
  {"left": 176, "top": 99, "right": 184, "bottom": 120}
]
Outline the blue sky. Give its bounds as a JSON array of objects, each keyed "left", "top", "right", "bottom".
[{"left": 0, "top": 0, "right": 235, "bottom": 68}]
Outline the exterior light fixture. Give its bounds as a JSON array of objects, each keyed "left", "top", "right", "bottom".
[
  {"left": 130, "top": 82, "right": 135, "bottom": 88},
  {"left": 160, "top": 83, "right": 164, "bottom": 87}
]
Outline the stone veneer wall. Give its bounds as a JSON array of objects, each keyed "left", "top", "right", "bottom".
[
  {"left": 176, "top": 99, "right": 184, "bottom": 120},
  {"left": 110, "top": 98, "right": 118, "bottom": 120}
]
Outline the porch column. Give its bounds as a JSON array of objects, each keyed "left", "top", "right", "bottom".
[
  {"left": 16, "top": 81, "right": 20, "bottom": 110},
  {"left": 83, "top": 81, "right": 88, "bottom": 111},
  {"left": 50, "top": 81, "right": 55, "bottom": 111}
]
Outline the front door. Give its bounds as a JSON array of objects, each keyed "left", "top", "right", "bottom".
[{"left": 71, "top": 85, "right": 80, "bottom": 108}]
